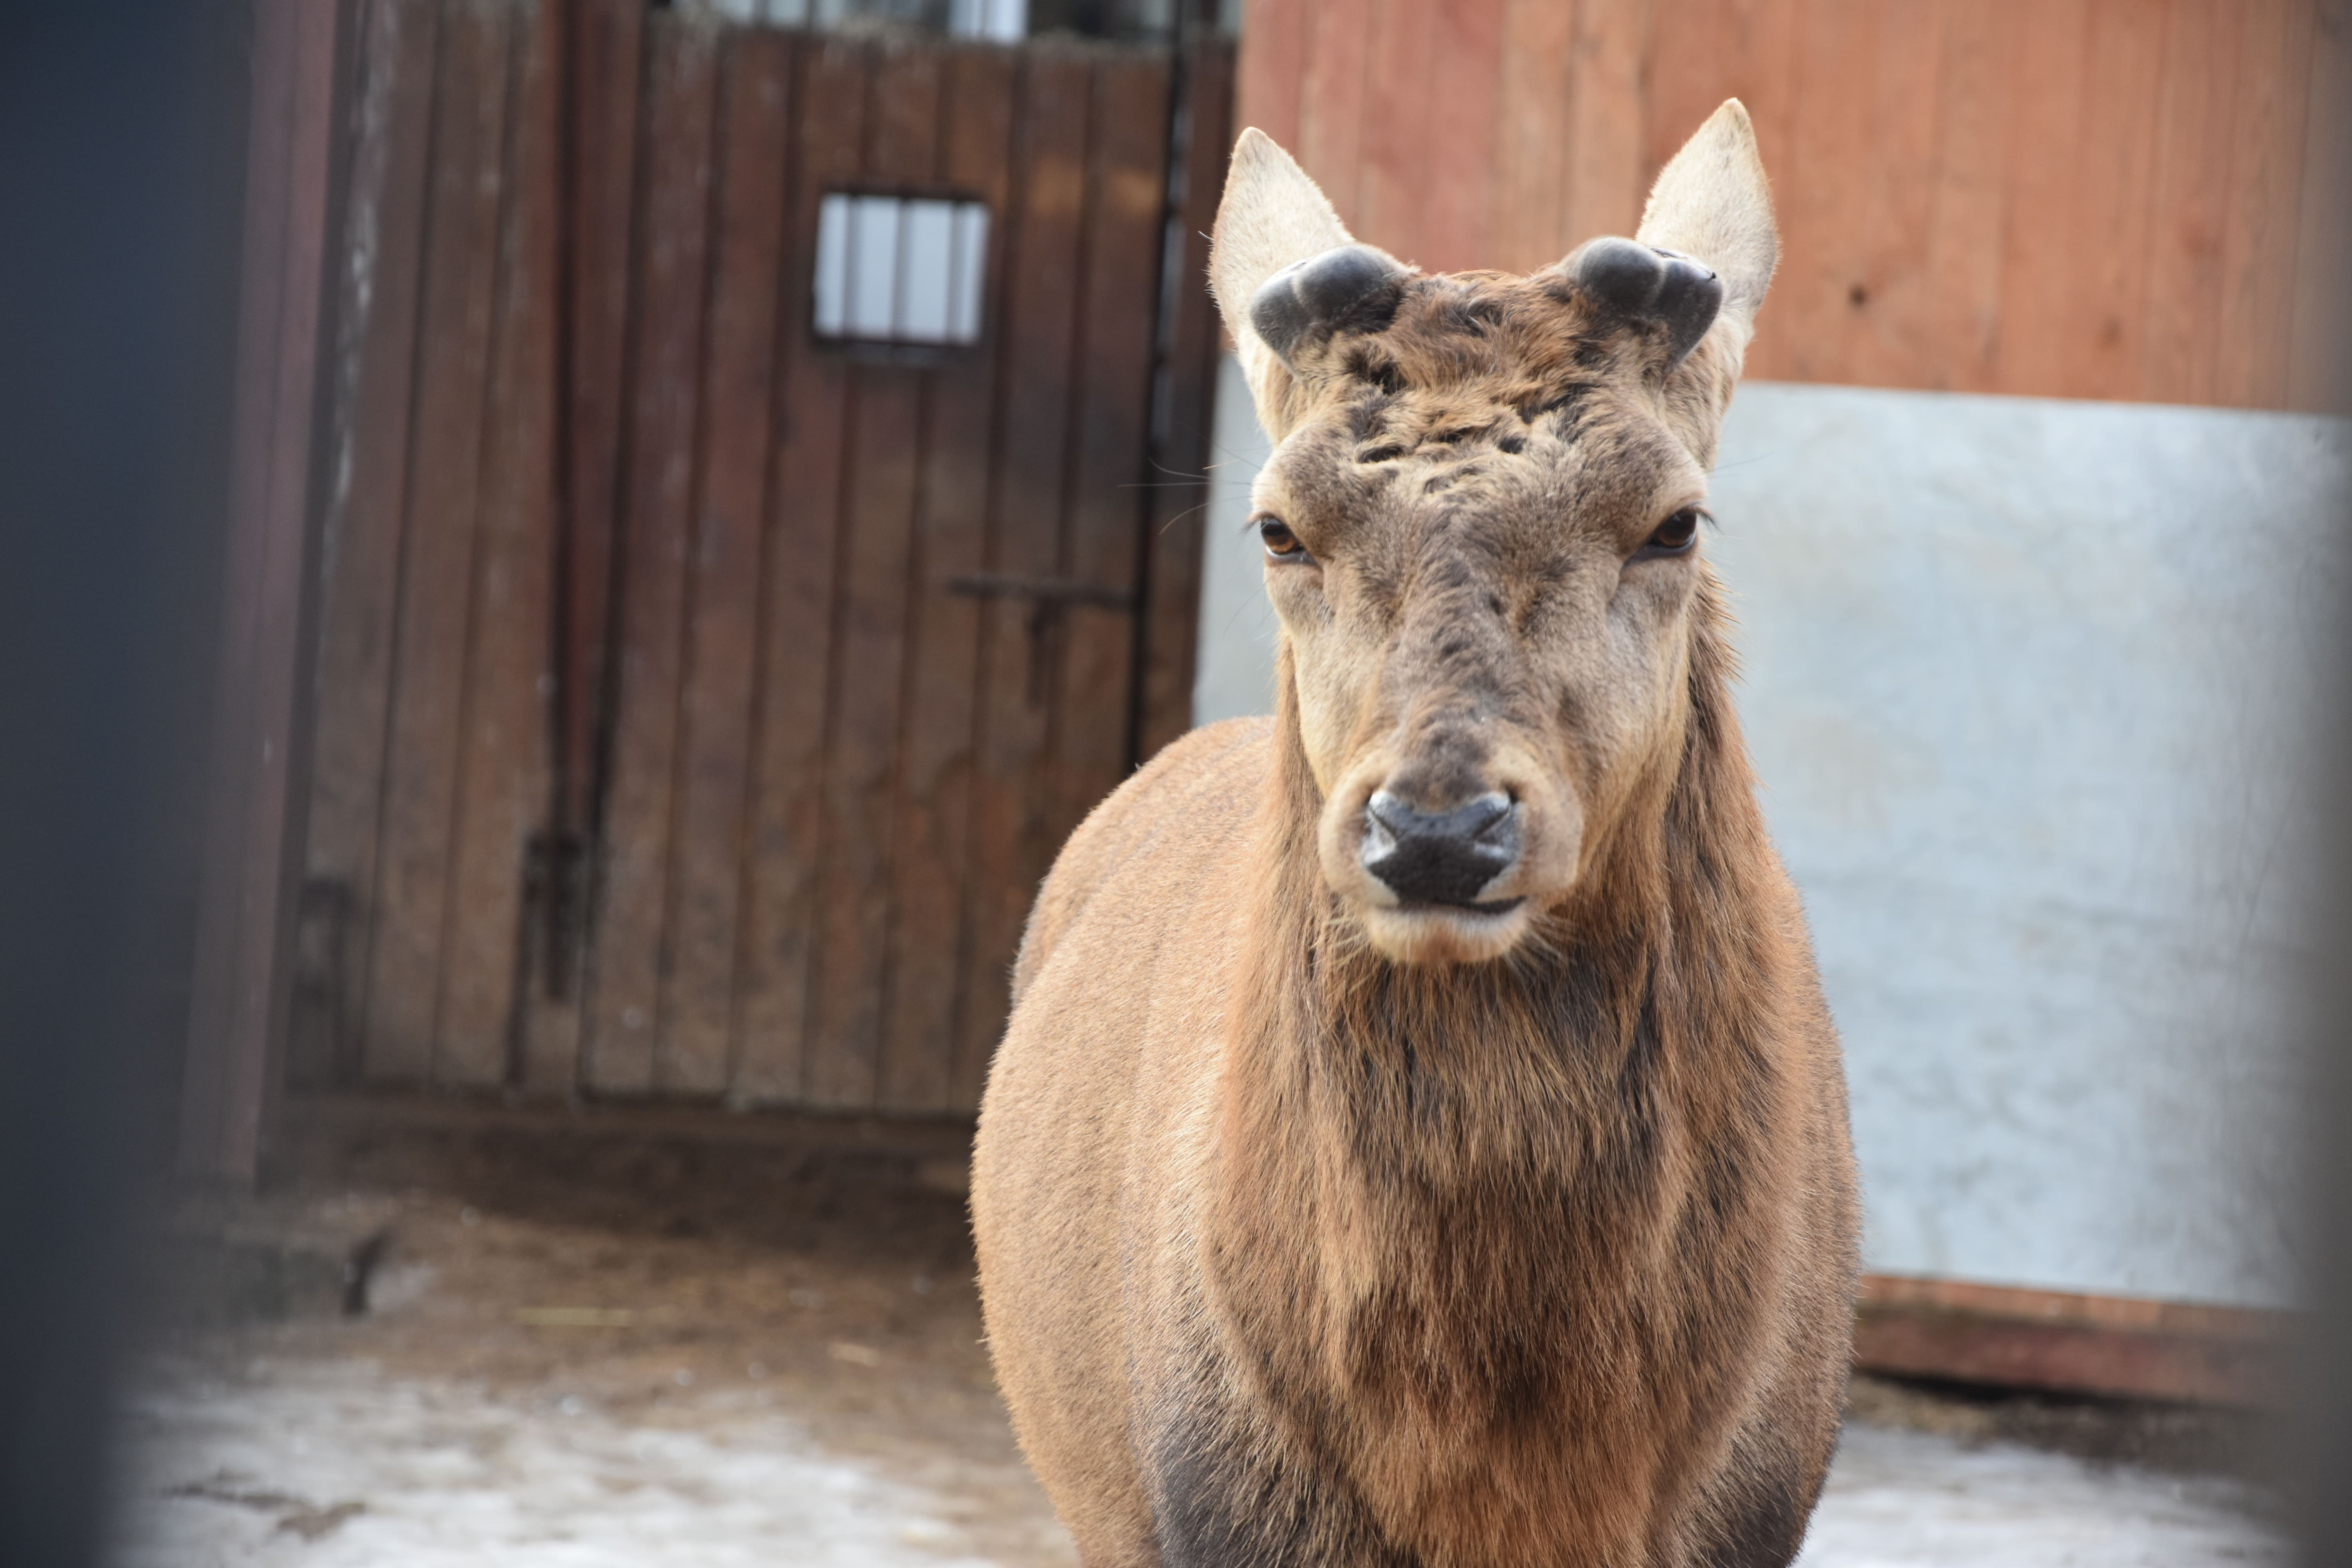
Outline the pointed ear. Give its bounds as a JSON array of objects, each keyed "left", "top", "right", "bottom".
[
  {"left": 1635, "top": 100, "right": 1777, "bottom": 353},
  {"left": 1210, "top": 129, "right": 1356, "bottom": 436}
]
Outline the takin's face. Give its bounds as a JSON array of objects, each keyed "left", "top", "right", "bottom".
[{"left": 1211, "top": 104, "right": 1780, "bottom": 965}]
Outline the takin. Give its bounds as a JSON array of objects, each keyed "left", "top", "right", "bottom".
[{"left": 971, "top": 101, "right": 1860, "bottom": 1568}]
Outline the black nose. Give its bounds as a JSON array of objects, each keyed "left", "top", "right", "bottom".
[{"left": 1360, "top": 790, "right": 1521, "bottom": 907}]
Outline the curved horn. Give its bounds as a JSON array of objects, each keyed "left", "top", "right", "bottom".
[
  {"left": 1564, "top": 236, "right": 1724, "bottom": 370},
  {"left": 1248, "top": 244, "right": 1407, "bottom": 366}
]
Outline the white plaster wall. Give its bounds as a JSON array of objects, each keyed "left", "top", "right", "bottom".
[
  {"left": 1192, "top": 351, "right": 1282, "bottom": 726},
  {"left": 1193, "top": 359, "right": 2349, "bottom": 1309}
]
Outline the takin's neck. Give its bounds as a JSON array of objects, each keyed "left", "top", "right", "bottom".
[
  {"left": 1198, "top": 611, "right": 1805, "bottom": 1555},
  {"left": 1225, "top": 620, "right": 1775, "bottom": 1189},
  {"left": 1206, "top": 609, "right": 1791, "bottom": 1402}
]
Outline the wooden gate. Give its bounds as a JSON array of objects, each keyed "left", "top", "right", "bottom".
[{"left": 293, "top": 0, "right": 1230, "bottom": 1116}]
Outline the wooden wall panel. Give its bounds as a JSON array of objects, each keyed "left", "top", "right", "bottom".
[
  {"left": 363, "top": 5, "right": 514, "bottom": 1082},
  {"left": 437, "top": 0, "right": 558, "bottom": 1086},
  {"left": 1910, "top": 0, "right": 2023, "bottom": 392},
  {"left": 1559, "top": 0, "right": 1648, "bottom": 256},
  {"left": 1237, "top": 0, "right": 2351, "bottom": 411},
  {"left": 1048, "top": 56, "right": 1169, "bottom": 873},
  {"left": 657, "top": 30, "right": 793, "bottom": 1096},
  {"left": 301, "top": 19, "right": 1226, "bottom": 1116},
  {"left": 1297, "top": 0, "right": 1372, "bottom": 225},
  {"left": 1136, "top": 43, "right": 1238, "bottom": 764},
  {"left": 2288, "top": 0, "right": 2352, "bottom": 412},
  {"left": 732, "top": 38, "right": 864, "bottom": 1104},
  {"left": 583, "top": 17, "right": 719, "bottom": 1093},
  {"left": 876, "top": 49, "right": 1021, "bottom": 1112},
  {"left": 1493, "top": 0, "right": 1578, "bottom": 272},
  {"left": 805, "top": 49, "right": 944, "bottom": 1110},
  {"left": 182, "top": 0, "right": 347, "bottom": 1178},
  {"left": 526, "top": 0, "right": 648, "bottom": 1093},
  {"left": 302, "top": 0, "right": 440, "bottom": 1087},
  {"left": 1238, "top": 0, "right": 1308, "bottom": 153},
  {"left": 952, "top": 52, "right": 1097, "bottom": 1109}
]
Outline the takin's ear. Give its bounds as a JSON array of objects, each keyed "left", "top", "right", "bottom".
[
  {"left": 1210, "top": 129, "right": 1368, "bottom": 437},
  {"left": 1633, "top": 99, "right": 1778, "bottom": 356}
]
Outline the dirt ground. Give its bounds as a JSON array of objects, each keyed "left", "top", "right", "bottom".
[{"left": 113, "top": 1108, "right": 2290, "bottom": 1566}]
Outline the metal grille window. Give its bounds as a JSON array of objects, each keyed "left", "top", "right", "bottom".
[
  {"left": 694, "top": 0, "right": 1029, "bottom": 42},
  {"left": 811, "top": 193, "right": 990, "bottom": 347}
]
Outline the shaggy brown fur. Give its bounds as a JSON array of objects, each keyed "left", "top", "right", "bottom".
[{"left": 973, "top": 104, "right": 1858, "bottom": 1568}]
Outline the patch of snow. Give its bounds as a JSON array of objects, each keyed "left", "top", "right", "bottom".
[
  {"left": 113, "top": 1362, "right": 1007, "bottom": 1568},
  {"left": 1798, "top": 1423, "right": 2286, "bottom": 1568},
  {"left": 113, "top": 1361, "right": 2287, "bottom": 1568}
]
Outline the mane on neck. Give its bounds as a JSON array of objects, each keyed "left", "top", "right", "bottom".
[{"left": 1232, "top": 577, "right": 1775, "bottom": 1190}]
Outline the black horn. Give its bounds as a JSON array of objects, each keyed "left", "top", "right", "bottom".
[
  {"left": 1565, "top": 236, "right": 1722, "bottom": 369},
  {"left": 1249, "top": 244, "right": 1406, "bottom": 365}
]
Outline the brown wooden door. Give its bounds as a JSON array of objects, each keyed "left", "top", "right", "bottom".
[{"left": 293, "top": 0, "right": 1230, "bottom": 1116}]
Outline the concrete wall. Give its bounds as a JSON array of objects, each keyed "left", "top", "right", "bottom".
[{"left": 1195, "top": 358, "right": 2348, "bottom": 1309}]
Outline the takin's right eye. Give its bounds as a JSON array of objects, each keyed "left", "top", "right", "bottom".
[
  {"left": 1638, "top": 506, "right": 1705, "bottom": 558},
  {"left": 1258, "top": 515, "right": 1312, "bottom": 563}
]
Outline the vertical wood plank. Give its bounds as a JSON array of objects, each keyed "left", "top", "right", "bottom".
[
  {"left": 1662, "top": 0, "right": 1803, "bottom": 378},
  {"left": 2031, "top": 0, "right": 2165, "bottom": 401},
  {"left": 2290, "top": 0, "right": 2352, "bottom": 412},
  {"left": 655, "top": 27, "right": 793, "bottom": 1096},
  {"left": 876, "top": 44, "right": 1022, "bottom": 1112},
  {"left": 1356, "top": 0, "right": 1439, "bottom": 260},
  {"left": 363, "top": 2, "right": 514, "bottom": 1083},
  {"left": 2138, "top": 0, "right": 2244, "bottom": 405},
  {"left": 953, "top": 49, "right": 1095, "bottom": 1109},
  {"left": 2214, "top": 0, "right": 2314, "bottom": 408},
  {"left": 187, "top": 0, "right": 301, "bottom": 1145},
  {"left": 1769, "top": 0, "right": 1880, "bottom": 386},
  {"left": 303, "top": 0, "right": 439, "bottom": 1085},
  {"left": 1560, "top": 0, "right": 1652, "bottom": 253},
  {"left": 1039, "top": 52, "right": 1170, "bottom": 882},
  {"left": 1136, "top": 42, "right": 1236, "bottom": 764},
  {"left": 1296, "top": 0, "right": 1373, "bottom": 227},
  {"left": 1984, "top": 0, "right": 2095, "bottom": 398},
  {"left": 1903, "top": 0, "right": 2025, "bottom": 396},
  {"left": 1237, "top": 0, "right": 1308, "bottom": 152},
  {"left": 1418, "top": 0, "right": 1508, "bottom": 274},
  {"left": 525, "top": 0, "right": 646, "bottom": 1092},
  {"left": 437, "top": 0, "right": 557, "bottom": 1087},
  {"left": 733, "top": 38, "right": 867, "bottom": 1103},
  {"left": 804, "top": 44, "right": 944, "bottom": 1111},
  {"left": 1643, "top": 0, "right": 1736, "bottom": 191},
  {"left": 1832, "top": 1, "right": 1949, "bottom": 388},
  {"left": 184, "top": 0, "right": 343, "bottom": 1173},
  {"left": 1491, "top": 0, "right": 1577, "bottom": 272},
  {"left": 1699, "top": 0, "right": 1803, "bottom": 172},
  {"left": 583, "top": 13, "right": 720, "bottom": 1093}
]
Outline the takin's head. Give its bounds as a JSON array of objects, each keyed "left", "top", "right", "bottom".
[{"left": 1210, "top": 102, "right": 1778, "bottom": 967}]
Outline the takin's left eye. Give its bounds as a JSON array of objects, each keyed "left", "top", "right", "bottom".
[
  {"left": 1639, "top": 506, "right": 1705, "bottom": 558},
  {"left": 1257, "top": 515, "right": 1312, "bottom": 563}
]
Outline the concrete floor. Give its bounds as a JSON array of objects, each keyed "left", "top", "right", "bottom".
[
  {"left": 115, "top": 1356, "right": 2285, "bottom": 1568},
  {"left": 113, "top": 1122, "right": 2287, "bottom": 1567}
]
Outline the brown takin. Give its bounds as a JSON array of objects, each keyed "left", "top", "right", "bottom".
[{"left": 971, "top": 102, "right": 1859, "bottom": 1568}]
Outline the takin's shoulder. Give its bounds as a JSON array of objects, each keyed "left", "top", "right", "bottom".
[{"left": 1009, "top": 716, "right": 1272, "bottom": 1007}]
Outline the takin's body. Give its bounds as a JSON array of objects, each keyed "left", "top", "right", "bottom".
[
  {"left": 974, "top": 102, "right": 1858, "bottom": 1568},
  {"left": 975, "top": 698, "right": 1855, "bottom": 1568}
]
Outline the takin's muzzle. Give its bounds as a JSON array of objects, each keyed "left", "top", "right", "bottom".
[{"left": 1360, "top": 789, "right": 1523, "bottom": 911}]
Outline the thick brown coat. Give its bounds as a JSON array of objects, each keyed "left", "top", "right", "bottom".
[{"left": 973, "top": 104, "right": 1858, "bottom": 1568}]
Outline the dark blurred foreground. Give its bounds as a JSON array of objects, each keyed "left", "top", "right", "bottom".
[
  {"left": 0, "top": 5, "right": 248, "bottom": 1562},
  {"left": 1, "top": 5, "right": 2349, "bottom": 1567}
]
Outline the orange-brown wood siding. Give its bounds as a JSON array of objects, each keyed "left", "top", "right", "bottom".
[{"left": 1237, "top": 0, "right": 2352, "bottom": 411}]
